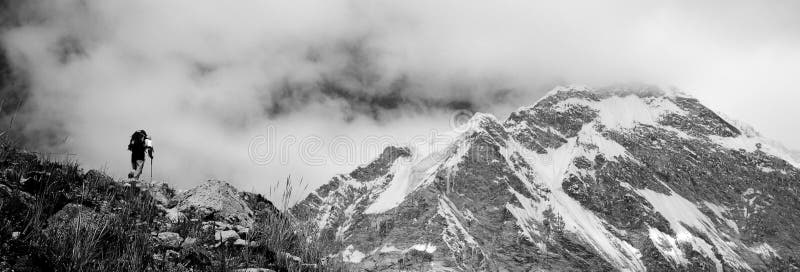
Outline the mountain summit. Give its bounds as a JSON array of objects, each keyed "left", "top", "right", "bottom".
[{"left": 292, "top": 85, "right": 800, "bottom": 271}]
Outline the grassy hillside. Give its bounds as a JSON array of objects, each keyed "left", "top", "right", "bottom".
[{"left": 0, "top": 142, "right": 344, "bottom": 271}]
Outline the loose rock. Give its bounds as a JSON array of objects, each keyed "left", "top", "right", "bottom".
[
  {"left": 157, "top": 232, "right": 183, "bottom": 248},
  {"left": 215, "top": 230, "right": 239, "bottom": 241}
]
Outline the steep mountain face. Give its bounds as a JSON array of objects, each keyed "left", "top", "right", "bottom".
[{"left": 292, "top": 85, "right": 800, "bottom": 271}]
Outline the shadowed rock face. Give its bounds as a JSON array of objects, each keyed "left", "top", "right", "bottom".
[{"left": 293, "top": 85, "right": 800, "bottom": 271}]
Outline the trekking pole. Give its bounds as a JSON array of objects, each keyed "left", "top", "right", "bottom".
[{"left": 150, "top": 158, "right": 153, "bottom": 184}]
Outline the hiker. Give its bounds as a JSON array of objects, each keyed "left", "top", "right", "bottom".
[{"left": 127, "top": 129, "right": 154, "bottom": 180}]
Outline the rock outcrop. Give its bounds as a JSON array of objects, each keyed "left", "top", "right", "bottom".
[{"left": 173, "top": 179, "right": 254, "bottom": 227}]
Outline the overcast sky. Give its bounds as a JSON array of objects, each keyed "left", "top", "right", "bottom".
[{"left": 2, "top": 0, "right": 799, "bottom": 201}]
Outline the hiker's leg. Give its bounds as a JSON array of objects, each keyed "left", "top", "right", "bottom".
[
  {"left": 128, "top": 157, "right": 137, "bottom": 178},
  {"left": 133, "top": 160, "right": 145, "bottom": 179}
]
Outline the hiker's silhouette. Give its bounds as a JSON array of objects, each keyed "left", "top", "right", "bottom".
[{"left": 127, "top": 130, "right": 154, "bottom": 180}]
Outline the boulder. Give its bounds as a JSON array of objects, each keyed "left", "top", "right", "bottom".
[
  {"left": 214, "top": 221, "right": 232, "bottom": 230},
  {"left": 45, "top": 203, "right": 110, "bottom": 236},
  {"left": 215, "top": 230, "right": 239, "bottom": 241},
  {"left": 165, "top": 208, "right": 187, "bottom": 223},
  {"left": 181, "top": 237, "right": 197, "bottom": 248},
  {"left": 157, "top": 232, "right": 182, "bottom": 248},
  {"left": 235, "top": 225, "right": 249, "bottom": 233},
  {"left": 173, "top": 180, "right": 254, "bottom": 227},
  {"left": 233, "top": 239, "right": 248, "bottom": 247},
  {"left": 235, "top": 225, "right": 250, "bottom": 239}
]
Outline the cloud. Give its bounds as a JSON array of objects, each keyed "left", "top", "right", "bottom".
[{"left": 1, "top": 0, "right": 799, "bottom": 202}]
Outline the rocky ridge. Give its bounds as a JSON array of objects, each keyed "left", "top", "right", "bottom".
[
  {"left": 172, "top": 179, "right": 256, "bottom": 228},
  {"left": 0, "top": 145, "right": 330, "bottom": 272}
]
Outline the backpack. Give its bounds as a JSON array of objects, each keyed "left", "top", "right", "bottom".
[{"left": 128, "top": 130, "right": 147, "bottom": 151}]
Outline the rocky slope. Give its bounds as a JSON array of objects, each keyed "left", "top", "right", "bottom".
[
  {"left": 0, "top": 145, "right": 335, "bottom": 271},
  {"left": 292, "top": 85, "right": 800, "bottom": 271}
]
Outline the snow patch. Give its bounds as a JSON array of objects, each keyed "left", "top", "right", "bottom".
[
  {"left": 715, "top": 111, "right": 761, "bottom": 138},
  {"left": 750, "top": 243, "right": 780, "bottom": 259},
  {"left": 335, "top": 200, "right": 361, "bottom": 239},
  {"left": 364, "top": 147, "right": 455, "bottom": 214},
  {"left": 703, "top": 201, "right": 739, "bottom": 234},
  {"left": 364, "top": 159, "right": 414, "bottom": 214},
  {"left": 710, "top": 135, "right": 800, "bottom": 168},
  {"left": 636, "top": 187, "right": 752, "bottom": 271},
  {"left": 504, "top": 188, "right": 545, "bottom": 247},
  {"left": 618, "top": 182, "right": 634, "bottom": 190},
  {"left": 409, "top": 243, "right": 437, "bottom": 253},
  {"left": 649, "top": 228, "right": 688, "bottom": 265},
  {"left": 364, "top": 113, "right": 500, "bottom": 214},
  {"left": 558, "top": 94, "right": 686, "bottom": 130},
  {"left": 438, "top": 196, "right": 479, "bottom": 254},
  {"left": 316, "top": 205, "right": 332, "bottom": 230},
  {"left": 575, "top": 123, "right": 634, "bottom": 162},
  {"left": 511, "top": 137, "right": 646, "bottom": 271}
]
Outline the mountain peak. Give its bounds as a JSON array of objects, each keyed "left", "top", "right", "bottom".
[
  {"left": 533, "top": 84, "right": 691, "bottom": 111},
  {"left": 595, "top": 83, "right": 690, "bottom": 99},
  {"left": 294, "top": 84, "right": 800, "bottom": 271},
  {"left": 508, "top": 85, "right": 742, "bottom": 139}
]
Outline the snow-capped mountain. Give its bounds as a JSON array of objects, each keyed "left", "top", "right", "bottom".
[{"left": 291, "top": 85, "right": 800, "bottom": 271}]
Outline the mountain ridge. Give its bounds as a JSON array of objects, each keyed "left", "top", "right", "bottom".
[{"left": 292, "top": 85, "right": 800, "bottom": 271}]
